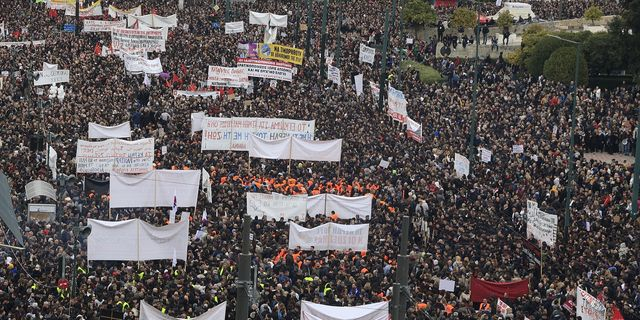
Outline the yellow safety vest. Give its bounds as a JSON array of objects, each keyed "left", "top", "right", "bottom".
[
  {"left": 304, "top": 277, "right": 314, "bottom": 282},
  {"left": 138, "top": 272, "right": 145, "bottom": 280},
  {"left": 214, "top": 296, "right": 219, "bottom": 303},
  {"left": 117, "top": 301, "right": 130, "bottom": 312},
  {"left": 77, "top": 266, "right": 86, "bottom": 274},
  {"left": 323, "top": 283, "right": 332, "bottom": 295},
  {"left": 162, "top": 307, "right": 166, "bottom": 314}
]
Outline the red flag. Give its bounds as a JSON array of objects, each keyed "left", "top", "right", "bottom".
[
  {"left": 612, "top": 305, "right": 624, "bottom": 320},
  {"left": 48, "top": 9, "right": 58, "bottom": 18},
  {"left": 470, "top": 278, "right": 529, "bottom": 302},
  {"left": 180, "top": 63, "right": 187, "bottom": 76},
  {"left": 94, "top": 43, "right": 102, "bottom": 56},
  {"left": 172, "top": 73, "right": 181, "bottom": 84},
  {"left": 188, "top": 82, "right": 196, "bottom": 91}
]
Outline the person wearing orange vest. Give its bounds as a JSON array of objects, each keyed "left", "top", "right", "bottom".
[{"left": 478, "top": 298, "right": 491, "bottom": 314}]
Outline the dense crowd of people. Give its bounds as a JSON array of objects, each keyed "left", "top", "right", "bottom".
[{"left": 0, "top": 0, "right": 638, "bottom": 319}]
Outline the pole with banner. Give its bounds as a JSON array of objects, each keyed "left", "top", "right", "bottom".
[
  {"left": 335, "top": 0, "right": 343, "bottom": 68},
  {"left": 75, "top": 0, "right": 80, "bottom": 35},
  {"left": 225, "top": 0, "right": 231, "bottom": 21},
  {"left": 467, "top": 1, "right": 480, "bottom": 173},
  {"left": 235, "top": 215, "right": 252, "bottom": 320},
  {"left": 633, "top": 106, "right": 640, "bottom": 218},
  {"left": 320, "top": 0, "right": 328, "bottom": 79},
  {"left": 377, "top": 9, "right": 390, "bottom": 111}
]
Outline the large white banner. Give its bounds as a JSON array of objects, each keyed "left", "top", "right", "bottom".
[
  {"left": 65, "top": 1, "right": 103, "bottom": 17},
  {"left": 88, "top": 122, "right": 131, "bottom": 139},
  {"left": 109, "top": 170, "right": 201, "bottom": 208},
  {"left": 370, "top": 82, "right": 380, "bottom": 101},
  {"left": 354, "top": 74, "right": 363, "bottom": 96},
  {"left": 140, "top": 300, "right": 226, "bottom": 320},
  {"left": 247, "top": 135, "right": 342, "bottom": 162},
  {"left": 201, "top": 117, "right": 315, "bottom": 151},
  {"left": 0, "top": 40, "right": 45, "bottom": 47},
  {"left": 174, "top": 90, "right": 220, "bottom": 98},
  {"left": 526, "top": 207, "right": 558, "bottom": 246},
  {"left": 306, "top": 194, "right": 372, "bottom": 219},
  {"left": 576, "top": 287, "right": 606, "bottom": 320},
  {"left": 123, "top": 54, "right": 163, "bottom": 74},
  {"left": 34, "top": 70, "right": 70, "bottom": 86},
  {"left": 111, "top": 28, "right": 166, "bottom": 52},
  {"left": 236, "top": 58, "right": 293, "bottom": 82},
  {"left": 25, "top": 180, "right": 57, "bottom": 200},
  {"left": 83, "top": 20, "right": 126, "bottom": 32},
  {"left": 454, "top": 153, "right": 470, "bottom": 177},
  {"left": 108, "top": 5, "right": 141, "bottom": 18},
  {"left": 246, "top": 192, "right": 307, "bottom": 221},
  {"left": 359, "top": 44, "right": 376, "bottom": 64},
  {"left": 128, "top": 14, "right": 178, "bottom": 28},
  {"left": 87, "top": 219, "right": 188, "bottom": 262},
  {"left": 301, "top": 301, "right": 388, "bottom": 320},
  {"left": 225, "top": 21, "right": 245, "bottom": 34},
  {"left": 76, "top": 138, "right": 154, "bottom": 173},
  {"left": 191, "top": 112, "right": 206, "bottom": 133},
  {"left": 207, "top": 66, "right": 250, "bottom": 87},
  {"left": 387, "top": 86, "right": 408, "bottom": 122},
  {"left": 249, "top": 12, "right": 288, "bottom": 27},
  {"left": 288, "top": 222, "right": 369, "bottom": 251}
]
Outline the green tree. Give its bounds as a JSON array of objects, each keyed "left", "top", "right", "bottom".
[
  {"left": 450, "top": 7, "right": 477, "bottom": 29},
  {"left": 583, "top": 6, "right": 604, "bottom": 25},
  {"left": 524, "top": 32, "right": 590, "bottom": 76},
  {"left": 401, "top": 0, "right": 437, "bottom": 33},
  {"left": 583, "top": 32, "right": 624, "bottom": 75},
  {"left": 496, "top": 10, "right": 514, "bottom": 29},
  {"left": 543, "top": 46, "right": 589, "bottom": 85}
]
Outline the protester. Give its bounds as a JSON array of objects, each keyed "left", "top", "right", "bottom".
[{"left": 0, "top": 0, "right": 638, "bottom": 319}]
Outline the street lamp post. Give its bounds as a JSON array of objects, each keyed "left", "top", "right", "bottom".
[
  {"left": 546, "top": 34, "right": 581, "bottom": 241},
  {"left": 467, "top": 2, "right": 481, "bottom": 173}
]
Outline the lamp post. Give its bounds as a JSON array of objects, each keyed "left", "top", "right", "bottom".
[
  {"left": 467, "top": 1, "right": 481, "bottom": 174},
  {"left": 546, "top": 34, "right": 581, "bottom": 241}
]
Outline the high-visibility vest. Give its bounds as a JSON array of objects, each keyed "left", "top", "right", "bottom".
[
  {"left": 161, "top": 307, "right": 166, "bottom": 314},
  {"left": 323, "top": 283, "right": 332, "bottom": 296},
  {"left": 77, "top": 266, "right": 86, "bottom": 274},
  {"left": 31, "top": 284, "right": 37, "bottom": 290},
  {"left": 117, "top": 301, "right": 130, "bottom": 312},
  {"left": 304, "top": 277, "right": 314, "bottom": 282},
  {"left": 479, "top": 303, "right": 490, "bottom": 311},
  {"left": 56, "top": 287, "right": 66, "bottom": 300},
  {"left": 219, "top": 267, "right": 224, "bottom": 276},
  {"left": 138, "top": 272, "right": 145, "bottom": 280},
  {"left": 214, "top": 296, "right": 219, "bottom": 303}
]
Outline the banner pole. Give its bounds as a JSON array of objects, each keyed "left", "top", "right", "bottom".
[
  {"left": 337, "top": 161, "right": 341, "bottom": 179},
  {"left": 540, "top": 244, "right": 543, "bottom": 279},
  {"left": 287, "top": 135, "right": 293, "bottom": 176}
]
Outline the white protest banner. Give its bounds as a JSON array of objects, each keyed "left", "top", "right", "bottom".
[
  {"left": 191, "top": 112, "right": 206, "bottom": 133},
  {"left": 306, "top": 194, "right": 372, "bottom": 219},
  {"left": 512, "top": 144, "right": 524, "bottom": 154},
  {"left": 25, "top": 180, "right": 57, "bottom": 201},
  {"left": 109, "top": 170, "right": 201, "bottom": 208},
  {"left": 139, "top": 24, "right": 169, "bottom": 40},
  {"left": 83, "top": 20, "right": 126, "bottom": 32},
  {"left": 526, "top": 208, "right": 558, "bottom": 246},
  {"left": 225, "top": 21, "right": 245, "bottom": 34},
  {"left": 288, "top": 222, "right": 369, "bottom": 251},
  {"left": 75, "top": 138, "right": 154, "bottom": 174},
  {"left": 301, "top": 301, "right": 388, "bottom": 320},
  {"left": 34, "top": 70, "right": 69, "bottom": 86},
  {"left": 354, "top": 74, "right": 363, "bottom": 96},
  {"left": 48, "top": 145, "right": 58, "bottom": 180},
  {"left": 527, "top": 200, "right": 538, "bottom": 214},
  {"left": 88, "top": 219, "right": 189, "bottom": 262},
  {"left": 328, "top": 65, "right": 341, "bottom": 85},
  {"left": 201, "top": 117, "right": 315, "bottom": 151},
  {"left": 370, "top": 82, "right": 380, "bottom": 101},
  {"left": 139, "top": 300, "right": 226, "bottom": 320},
  {"left": 405, "top": 117, "right": 423, "bottom": 143},
  {"left": 454, "top": 153, "right": 470, "bottom": 177},
  {"left": 47, "top": 0, "right": 74, "bottom": 10},
  {"left": 497, "top": 299, "right": 512, "bottom": 316},
  {"left": 247, "top": 135, "right": 291, "bottom": 160},
  {"left": 207, "top": 66, "right": 250, "bottom": 87},
  {"left": 123, "top": 54, "right": 163, "bottom": 74},
  {"left": 439, "top": 279, "right": 456, "bottom": 292},
  {"left": 388, "top": 86, "right": 408, "bottom": 122},
  {"left": 65, "top": 0, "right": 103, "bottom": 17},
  {"left": 128, "top": 14, "right": 178, "bottom": 28},
  {"left": 247, "top": 192, "right": 307, "bottom": 221},
  {"left": 88, "top": 122, "right": 131, "bottom": 139},
  {"left": 42, "top": 62, "right": 58, "bottom": 72},
  {"left": 359, "top": 43, "right": 375, "bottom": 64},
  {"left": 480, "top": 147, "right": 492, "bottom": 163},
  {"left": 108, "top": 5, "right": 141, "bottom": 18},
  {"left": 379, "top": 159, "right": 390, "bottom": 168},
  {"left": 111, "top": 27, "right": 166, "bottom": 52},
  {"left": 174, "top": 90, "right": 220, "bottom": 98},
  {"left": 0, "top": 40, "right": 45, "bottom": 47},
  {"left": 236, "top": 58, "right": 293, "bottom": 82},
  {"left": 576, "top": 287, "right": 606, "bottom": 320},
  {"left": 249, "top": 12, "right": 288, "bottom": 27},
  {"left": 263, "top": 26, "right": 278, "bottom": 44},
  {"left": 291, "top": 137, "right": 342, "bottom": 162}
]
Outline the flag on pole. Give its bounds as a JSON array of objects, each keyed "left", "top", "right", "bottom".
[
  {"left": 172, "top": 248, "right": 177, "bottom": 267},
  {"left": 496, "top": 0, "right": 503, "bottom": 6},
  {"left": 143, "top": 73, "right": 151, "bottom": 86},
  {"left": 169, "top": 191, "right": 177, "bottom": 223},
  {"left": 202, "top": 209, "right": 208, "bottom": 223}
]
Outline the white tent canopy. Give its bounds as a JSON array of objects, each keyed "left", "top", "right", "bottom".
[{"left": 492, "top": 2, "right": 536, "bottom": 20}]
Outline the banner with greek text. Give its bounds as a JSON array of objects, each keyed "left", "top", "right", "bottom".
[
  {"left": 257, "top": 43, "right": 304, "bottom": 65},
  {"left": 201, "top": 117, "right": 315, "bottom": 151},
  {"left": 225, "top": 21, "right": 245, "bottom": 34},
  {"left": 405, "top": 116, "right": 423, "bottom": 143},
  {"left": 207, "top": 66, "right": 250, "bottom": 87},
  {"left": 108, "top": 5, "right": 141, "bottom": 18},
  {"left": 65, "top": 0, "right": 102, "bottom": 17},
  {"left": 88, "top": 122, "right": 131, "bottom": 139},
  {"left": 123, "top": 54, "right": 163, "bottom": 74},
  {"left": 75, "top": 138, "right": 154, "bottom": 174},
  {"left": 370, "top": 82, "right": 380, "bottom": 101},
  {"left": 387, "top": 86, "right": 408, "bottom": 122},
  {"left": 526, "top": 207, "right": 558, "bottom": 246},
  {"left": 576, "top": 287, "right": 606, "bottom": 320},
  {"left": 83, "top": 20, "right": 126, "bottom": 32},
  {"left": 236, "top": 58, "right": 293, "bottom": 82},
  {"left": 454, "top": 153, "right": 470, "bottom": 177},
  {"left": 109, "top": 170, "right": 200, "bottom": 208},
  {"left": 0, "top": 40, "right": 45, "bottom": 47},
  {"left": 359, "top": 43, "right": 375, "bottom": 64},
  {"left": 111, "top": 27, "right": 166, "bottom": 53},
  {"left": 174, "top": 90, "right": 220, "bottom": 98},
  {"left": 328, "top": 65, "right": 341, "bottom": 85},
  {"left": 288, "top": 222, "right": 369, "bottom": 251},
  {"left": 247, "top": 192, "right": 307, "bottom": 221},
  {"left": 34, "top": 70, "right": 70, "bottom": 86}
]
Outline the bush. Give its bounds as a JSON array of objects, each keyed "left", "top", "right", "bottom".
[
  {"left": 524, "top": 32, "right": 590, "bottom": 76},
  {"left": 401, "top": 0, "right": 437, "bottom": 29},
  {"left": 543, "top": 47, "right": 588, "bottom": 85},
  {"left": 401, "top": 60, "right": 443, "bottom": 84},
  {"left": 584, "top": 32, "right": 624, "bottom": 75},
  {"left": 451, "top": 7, "right": 477, "bottom": 29},
  {"left": 496, "top": 10, "right": 514, "bottom": 29}
]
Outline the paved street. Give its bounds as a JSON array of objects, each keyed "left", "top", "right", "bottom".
[{"left": 585, "top": 152, "right": 635, "bottom": 165}]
